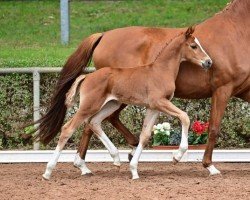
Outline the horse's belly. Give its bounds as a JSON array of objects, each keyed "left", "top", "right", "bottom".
[{"left": 174, "top": 62, "right": 213, "bottom": 99}]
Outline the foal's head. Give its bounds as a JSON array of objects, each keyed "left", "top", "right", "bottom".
[{"left": 181, "top": 26, "right": 212, "bottom": 69}]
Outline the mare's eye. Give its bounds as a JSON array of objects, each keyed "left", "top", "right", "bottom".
[{"left": 190, "top": 44, "right": 197, "bottom": 49}]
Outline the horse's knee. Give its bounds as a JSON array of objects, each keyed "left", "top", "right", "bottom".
[
  {"left": 208, "top": 126, "right": 220, "bottom": 140},
  {"left": 88, "top": 120, "right": 100, "bottom": 133}
]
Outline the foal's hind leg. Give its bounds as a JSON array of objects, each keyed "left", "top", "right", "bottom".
[
  {"left": 75, "top": 104, "right": 138, "bottom": 168},
  {"left": 42, "top": 111, "right": 90, "bottom": 180},
  {"left": 89, "top": 101, "right": 122, "bottom": 167},
  {"left": 74, "top": 104, "right": 138, "bottom": 173},
  {"left": 152, "top": 99, "right": 190, "bottom": 163}
]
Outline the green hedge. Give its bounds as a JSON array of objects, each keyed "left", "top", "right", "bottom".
[{"left": 0, "top": 73, "right": 249, "bottom": 150}]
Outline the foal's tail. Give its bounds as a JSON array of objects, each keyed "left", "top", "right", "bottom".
[
  {"left": 65, "top": 74, "right": 86, "bottom": 109},
  {"left": 34, "top": 33, "right": 103, "bottom": 145}
]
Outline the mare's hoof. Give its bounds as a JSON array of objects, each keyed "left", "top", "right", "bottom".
[{"left": 207, "top": 165, "right": 221, "bottom": 176}]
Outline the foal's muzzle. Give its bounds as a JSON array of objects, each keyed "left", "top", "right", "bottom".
[{"left": 202, "top": 59, "right": 213, "bottom": 69}]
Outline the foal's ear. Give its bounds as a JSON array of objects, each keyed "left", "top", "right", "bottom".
[{"left": 185, "top": 26, "right": 195, "bottom": 39}]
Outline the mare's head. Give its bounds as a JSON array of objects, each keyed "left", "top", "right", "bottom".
[{"left": 181, "top": 26, "right": 212, "bottom": 69}]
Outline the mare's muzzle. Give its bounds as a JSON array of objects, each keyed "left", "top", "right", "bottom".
[{"left": 202, "top": 59, "right": 213, "bottom": 69}]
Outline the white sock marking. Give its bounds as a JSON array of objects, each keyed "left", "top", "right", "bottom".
[
  {"left": 43, "top": 146, "right": 61, "bottom": 180},
  {"left": 174, "top": 116, "right": 189, "bottom": 162},
  {"left": 74, "top": 153, "right": 92, "bottom": 175},
  {"left": 130, "top": 143, "right": 143, "bottom": 180},
  {"left": 207, "top": 165, "right": 221, "bottom": 175}
]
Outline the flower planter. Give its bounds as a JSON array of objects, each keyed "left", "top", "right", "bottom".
[{"left": 152, "top": 144, "right": 206, "bottom": 150}]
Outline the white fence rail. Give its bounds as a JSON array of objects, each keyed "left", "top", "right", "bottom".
[
  {"left": 0, "top": 67, "right": 95, "bottom": 150},
  {"left": 0, "top": 150, "right": 250, "bottom": 163}
]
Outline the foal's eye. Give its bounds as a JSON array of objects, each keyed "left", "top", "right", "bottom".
[{"left": 190, "top": 44, "right": 197, "bottom": 49}]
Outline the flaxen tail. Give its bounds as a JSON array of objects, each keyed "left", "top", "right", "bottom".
[
  {"left": 65, "top": 75, "right": 86, "bottom": 109},
  {"left": 34, "top": 33, "right": 103, "bottom": 145}
]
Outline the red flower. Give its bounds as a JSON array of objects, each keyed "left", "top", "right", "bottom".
[{"left": 192, "top": 121, "right": 208, "bottom": 135}]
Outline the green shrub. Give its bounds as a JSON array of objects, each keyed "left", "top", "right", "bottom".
[{"left": 0, "top": 74, "right": 249, "bottom": 149}]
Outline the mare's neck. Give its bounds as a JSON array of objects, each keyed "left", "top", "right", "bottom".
[{"left": 218, "top": 0, "right": 250, "bottom": 25}]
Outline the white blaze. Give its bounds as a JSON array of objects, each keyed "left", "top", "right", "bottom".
[{"left": 194, "top": 37, "right": 211, "bottom": 60}]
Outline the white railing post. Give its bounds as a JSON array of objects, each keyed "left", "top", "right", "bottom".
[
  {"left": 33, "top": 70, "right": 40, "bottom": 150},
  {"left": 60, "top": 0, "right": 70, "bottom": 45}
]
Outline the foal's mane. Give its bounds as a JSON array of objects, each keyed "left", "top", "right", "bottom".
[
  {"left": 149, "top": 26, "right": 194, "bottom": 66},
  {"left": 150, "top": 32, "right": 183, "bottom": 65}
]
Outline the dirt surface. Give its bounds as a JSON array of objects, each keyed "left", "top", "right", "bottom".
[{"left": 0, "top": 162, "right": 249, "bottom": 200}]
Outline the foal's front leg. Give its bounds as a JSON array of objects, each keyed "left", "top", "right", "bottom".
[
  {"left": 153, "top": 98, "right": 190, "bottom": 163},
  {"left": 130, "top": 109, "right": 159, "bottom": 179}
]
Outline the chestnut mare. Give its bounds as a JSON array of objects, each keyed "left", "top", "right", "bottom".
[
  {"left": 42, "top": 27, "right": 212, "bottom": 180},
  {"left": 36, "top": 0, "right": 249, "bottom": 176}
]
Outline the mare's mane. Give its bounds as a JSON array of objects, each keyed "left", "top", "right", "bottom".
[{"left": 217, "top": 0, "right": 248, "bottom": 15}]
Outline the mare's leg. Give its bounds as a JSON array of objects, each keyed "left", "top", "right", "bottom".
[
  {"left": 152, "top": 99, "right": 190, "bottom": 162},
  {"left": 202, "top": 86, "right": 232, "bottom": 175},
  {"left": 130, "top": 109, "right": 159, "bottom": 179},
  {"left": 73, "top": 125, "right": 93, "bottom": 175},
  {"left": 43, "top": 110, "right": 90, "bottom": 180},
  {"left": 89, "top": 101, "right": 122, "bottom": 166},
  {"left": 106, "top": 104, "right": 139, "bottom": 160}
]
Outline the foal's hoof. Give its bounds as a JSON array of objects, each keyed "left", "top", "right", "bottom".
[
  {"left": 132, "top": 176, "right": 140, "bottom": 181},
  {"left": 42, "top": 174, "right": 50, "bottom": 180},
  {"left": 113, "top": 163, "right": 121, "bottom": 172},
  {"left": 172, "top": 157, "right": 179, "bottom": 165},
  {"left": 128, "top": 153, "right": 133, "bottom": 162},
  {"left": 113, "top": 161, "right": 121, "bottom": 167}
]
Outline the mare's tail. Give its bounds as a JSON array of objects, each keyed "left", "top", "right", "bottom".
[{"left": 34, "top": 33, "right": 103, "bottom": 145}]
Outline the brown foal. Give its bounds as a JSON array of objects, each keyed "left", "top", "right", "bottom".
[{"left": 42, "top": 27, "right": 212, "bottom": 180}]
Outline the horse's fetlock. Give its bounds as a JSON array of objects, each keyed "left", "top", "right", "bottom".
[
  {"left": 208, "top": 127, "right": 220, "bottom": 141},
  {"left": 111, "top": 149, "right": 119, "bottom": 158},
  {"left": 180, "top": 144, "right": 188, "bottom": 152}
]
